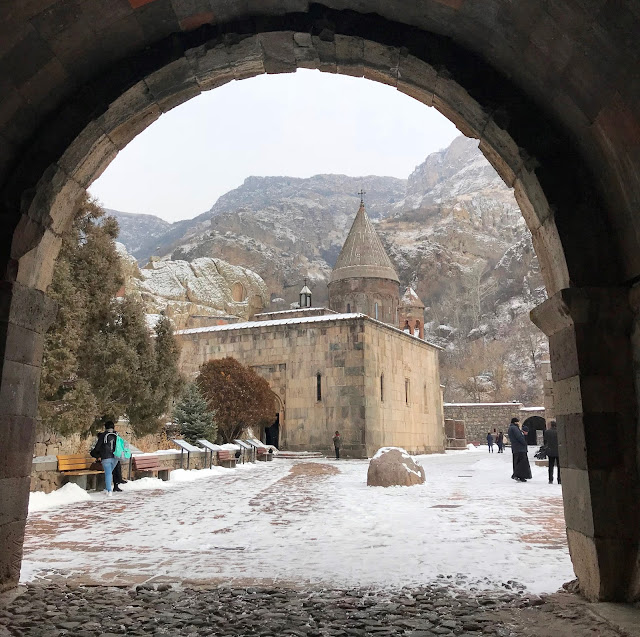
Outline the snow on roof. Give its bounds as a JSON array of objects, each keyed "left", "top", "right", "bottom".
[
  {"left": 254, "top": 307, "right": 335, "bottom": 317},
  {"left": 444, "top": 402, "right": 524, "bottom": 407},
  {"left": 175, "top": 312, "right": 442, "bottom": 349},
  {"left": 520, "top": 406, "right": 545, "bottom": 411}
]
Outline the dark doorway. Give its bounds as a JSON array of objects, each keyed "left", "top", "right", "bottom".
[
  {"left": 265, "top": 413, "right": 280, "bottom": 448},
  {"left": 522, "top": 416, "right": 546, "bottom": 445}
]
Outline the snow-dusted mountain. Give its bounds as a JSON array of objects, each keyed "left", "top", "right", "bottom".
[{"left": 110, "top": 136, "right": 547, "bottom": 401}]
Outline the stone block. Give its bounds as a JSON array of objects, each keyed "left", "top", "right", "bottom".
[
  {"left": 0, "top": 519, "right": 28, "bottom": 592},
  {"left": 311, "top": 36, "right": 336, "bottom": 73},
  {"left": 259, "top": 32, "right": 296, "bottom": 74},
  {"left": 335, "top": 34, "right": 364, "bottom": 77},
  {"left": 362, "top": 40, "right": 399, "bottom": 87},
  {"left": 0, "top": 281, "right": 56, "bottom": 334},
  {"left": 16, "top": 227, "right": 63, "bottom": 291},
  {"left": 0, "top": 415, "right": 36, "bottom": 480},
  {"left": 228, "top": 35, "right": 266, "bottom": 81},
  {"left": 396, "top": 54, "right": 436, "bottom": 107},
  {"left": 144, "top": 58, "right": 201, "bottom": 112},
  {"left": 0, "top": 359, "right": 41, "bottom": 418},
  {"left": 561, "top": 467, "right": 594, "bottom": 538},
  {"left": 2, "top": 323, "right": 44, "bottom": 367},
  {"left": 0, "top": 475, "right": 30, "bottom": 527},
  {"left": 433, "top": 76, "right": 489, "bottom": 139}
]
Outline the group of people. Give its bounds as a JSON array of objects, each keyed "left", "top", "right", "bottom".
[
  {"left": 90, "top": 421, "right": 128, "bottom": 495},
  {"left": 486, "top": 430, "right": 504, "bottom": 453},
  {"left": 487, "top": 418, "right": 561, "bottom": 484}
]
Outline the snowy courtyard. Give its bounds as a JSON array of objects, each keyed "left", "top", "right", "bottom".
[{"left": 22, "top": 450, "right": 573, "bottom": 595}]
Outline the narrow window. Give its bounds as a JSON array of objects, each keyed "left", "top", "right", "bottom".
[
  {"left": 405, "top": 378, "right": 410, "bottom": 405},
  {"left": 374, "top": 302, "right": 379, "bottom": 320},
  {"left": 347, "top": 303, "right": 351, "bottom": 313},
  {"left": 317, "top": 373, "right": 322, "bottom": 401},
  {"left": 380, "top": 374, "right": 384, "bottom": 402},
  {"left": 424, "top": 383, "right": 429, "bottom": 413}
]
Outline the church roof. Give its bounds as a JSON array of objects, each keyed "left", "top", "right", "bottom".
[
  {"left": 400, "top": 286, "right": 425, "bottom": 308},
  {"left": 330, "top": 202, "right": 400, "bottom": 284}
]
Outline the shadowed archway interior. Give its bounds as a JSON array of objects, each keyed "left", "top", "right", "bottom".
[{"left": 1, "top": 1, "right": 639, "bottom": 603}]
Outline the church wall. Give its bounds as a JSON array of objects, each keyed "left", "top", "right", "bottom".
[
  {"left": 362, "top": 323, "right": 445, "bottom": 456},
  {"left": 176, "top": 318, "right": 369, "bottom": 457},
  {"left": 328, "top": 278, "right": 399, "bottom": 326}
]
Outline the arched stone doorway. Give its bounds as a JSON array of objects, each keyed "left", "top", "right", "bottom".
[
  {"left": 264, "top": 393, "right": 284, "bottom": 449},
  {"left": 522, "top": 416, "right": 546, "bottom": 446},
  {"left": 1, "top": 3, "right": 639, "bottom": 602}
]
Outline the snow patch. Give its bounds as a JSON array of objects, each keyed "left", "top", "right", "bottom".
[{"left": 28, "top": 483, "right": 91, "bottom": 513}]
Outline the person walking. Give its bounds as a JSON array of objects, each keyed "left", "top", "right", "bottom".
[
  {"left": 508, "top": 417, "right": 532, "bottom": 482},
  {"left": 487, "top": 431, "right": 494, "bottom": 453},
  {"left": 544, "top": 420, "right": 561, "bottom": 484},
  {"left": 332, "top": 431, "right": 341, "bottom": 459},
  {"left": 496, "top": 431, "right": 504, "bottom": 453},
  {"left": 90, "top": 421, "right": 119, "bottom": 496}
]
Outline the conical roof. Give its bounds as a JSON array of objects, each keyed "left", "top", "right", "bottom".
[
  {"left": 401, "top": 286, "right": 425, "bottom": 308},
  {"left": 330, "top": 202, "right": 400, "bottom": 284}
]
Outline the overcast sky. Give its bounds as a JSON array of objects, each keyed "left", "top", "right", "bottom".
[{"left": 89, "top": 69, "right": 460, "bottom": 223}]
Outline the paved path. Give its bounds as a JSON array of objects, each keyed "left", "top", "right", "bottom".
[{"left": 22, "top": 452, "right": 572, "bottom": 594}]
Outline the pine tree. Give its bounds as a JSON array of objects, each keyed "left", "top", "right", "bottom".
[
  {"left": 39, "top": 195, "right": 183, "bottom": 437},
  {"left": 173, "top": 383, "right": 217, "bottom": 444}
]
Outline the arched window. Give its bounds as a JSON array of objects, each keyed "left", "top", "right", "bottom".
[
  {"left": 374, "top": 302, "right": 379, "bottom": 320},
  {"left": 347, "top": 303, "right": 351, "bottom": 313},
  {"left": 405, "top": 378, "right": 410, "bottom": 405},
  {"left": 424, "top": 383, "right": 429, "bottom": 413},
  {"left": 380, "top": 374, "right": 384, "bottom": 402},
  {"left": 317, "top": 373, "right": 322, "bottom": 402},
  {"left": 231, "top": 282, "right": 246, "bottom": 302}
]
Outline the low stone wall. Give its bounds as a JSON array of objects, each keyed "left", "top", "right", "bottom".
[
  {"left": 443, "top": 403, "right": 545, "bottom": 445},
  {"left": 31, "top": 450, "right": 217, "bottom": 493}
]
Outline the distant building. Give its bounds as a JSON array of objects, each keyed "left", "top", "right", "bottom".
[{"left": 175, "top": 200, "right": 445, "bottom": 458}]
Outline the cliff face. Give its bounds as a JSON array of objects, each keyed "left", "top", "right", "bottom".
[{"left": 111, "top": 136, "right": 547, "bottom": 401}]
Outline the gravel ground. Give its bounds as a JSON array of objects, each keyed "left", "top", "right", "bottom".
[{"left": 0, "top": 583, "right": 625, "bottom": 637}]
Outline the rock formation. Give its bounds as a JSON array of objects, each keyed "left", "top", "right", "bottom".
[{"left": 367, "top": 447, "right": 426, "bottom": 487}]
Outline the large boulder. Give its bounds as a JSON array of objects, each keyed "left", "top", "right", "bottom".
[{"left": 367, "top": 447, "right": 426, "bottom": 487}]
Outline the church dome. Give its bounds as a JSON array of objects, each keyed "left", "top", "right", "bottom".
[{"left": 330, "top": 202, "right": 400, "bottom": 284}]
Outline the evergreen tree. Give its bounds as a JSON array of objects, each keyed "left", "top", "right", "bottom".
[
  {"left": 39, "top": 195, "right": 182, "bottom": 437},
  {"left": 173, "top": 383, "right": 216, "bottom": 444}
]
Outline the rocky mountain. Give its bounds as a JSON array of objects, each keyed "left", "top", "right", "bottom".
[{"left": 109, "top": 136, "right": 547, "bottom": 402}]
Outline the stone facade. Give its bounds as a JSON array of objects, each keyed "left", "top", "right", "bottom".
[
  {"left": 328, "top": 278, "right": 400, "bottom": 326},
  {"left": 177, "top": 313, "right": 444, "bottom": 458},
  {"left": 444, "top": 403, "right": 545, "bottom": 445}
]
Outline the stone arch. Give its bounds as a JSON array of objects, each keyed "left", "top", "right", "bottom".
[
  {"left": 231, "top": 282, "right": 246, "bottom": 303},
  {"left": 522, "top": 415, "right": 546, "bottom": 446},
  {"left": 0, "top": 5, "right": 638, "bottom": 602}
]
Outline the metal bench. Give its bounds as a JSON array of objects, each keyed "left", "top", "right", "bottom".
[
  {"left": 246, "top": 438, "right": 273, "bottom": 461},
  {"left": 233, "top": 439, "right": 255, "bottom": 463},
  {"left": 171, "top": 439, "right": 203, "bottom": 469},
  {"left": 197, "top": 439, "right": 238, "bottom": 468},
  {"left": 57, "top": 454, "right": 104, "bottom": 490},
  {"left": 132, "top": 454, "right": 169, "bottom": 480}
]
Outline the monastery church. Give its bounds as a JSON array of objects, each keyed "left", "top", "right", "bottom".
[{"left": 176, "top": 199, "right": 445, "bottom": 458}]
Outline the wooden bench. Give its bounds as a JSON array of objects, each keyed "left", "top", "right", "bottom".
[
  {"left": 57, "top": 454, "right": 103, "bottom": 490},
  {"left": 132, "top": 454, "right": 169, "bottom": 481},
  {"left": 197, "top": 439, "right": 238, "bottom": 469},
  {"left": 217, "top": 449, "right": 237, "bottom": 468}
]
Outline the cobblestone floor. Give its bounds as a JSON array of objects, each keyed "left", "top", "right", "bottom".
[{"left": 0, "top": 583, "right": 627, "bottom": 637}]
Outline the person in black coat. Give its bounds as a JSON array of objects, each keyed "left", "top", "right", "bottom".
[
  {"left": 508, "top": 417, "right": 532, "bottom": 482},
  {"left": 90, "top": 421, "right": 120, "bottom": 495},
  {"left": 543, "top": 420, "right": 561, "bottom": 484}
]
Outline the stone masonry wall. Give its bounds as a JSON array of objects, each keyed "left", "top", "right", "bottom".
[
  {"left": 178, "top": 317, "right": 369, "bottom": 458},
  {"left": 363, "top": 325, "right": 444, "bottom": 456},
  {"left": 443, "top": 403, "right": 545, "bottom": 445}
]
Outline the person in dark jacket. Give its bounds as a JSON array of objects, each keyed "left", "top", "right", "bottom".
[
  {"left": 508, "top": 417, "right": 532, "bottom": 482},
  {"left": 496, "top": 431, "right": 504, "bottom": 453},
  {"left": 90, "top": 421, "right": 119, "bottom": 496},
  {"left": 543, "top": 420, "right": 560, "bottom": 484},
  {"left": 333, "top": 431, "right": 341, "bottom": 459},
  {"left": 486, "top": 431, "right": 494, "bottom": 453}
]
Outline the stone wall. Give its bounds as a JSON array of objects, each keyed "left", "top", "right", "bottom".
[
  {"left": 328, "top": 278, "right": 400, "bottom": 327},
  {"left": 363, "top": 325, "right": 444, "bottom": 455},
  {"left": 443, "top": 403, "right": 545, "bottom": 445}
]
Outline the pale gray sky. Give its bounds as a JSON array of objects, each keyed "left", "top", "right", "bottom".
[{"left": 90, "top": 69, "right": 459, "bottom": 222}]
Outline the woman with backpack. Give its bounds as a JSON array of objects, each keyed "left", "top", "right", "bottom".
[{"left": 90, "top": 421, "right": 119, "bottom": 496}]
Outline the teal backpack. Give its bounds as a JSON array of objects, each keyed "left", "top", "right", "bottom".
[{"left": 114, "top": 435, "right": 132, "bottom": 460}]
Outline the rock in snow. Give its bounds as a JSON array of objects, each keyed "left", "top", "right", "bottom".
[{"left": 367, "top": 447, "right": 426, "bottom": 487}]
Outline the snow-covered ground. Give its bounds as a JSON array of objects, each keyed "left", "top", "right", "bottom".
[{"left": 21, "top": 450, "right": 572, "bottom": 594}]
